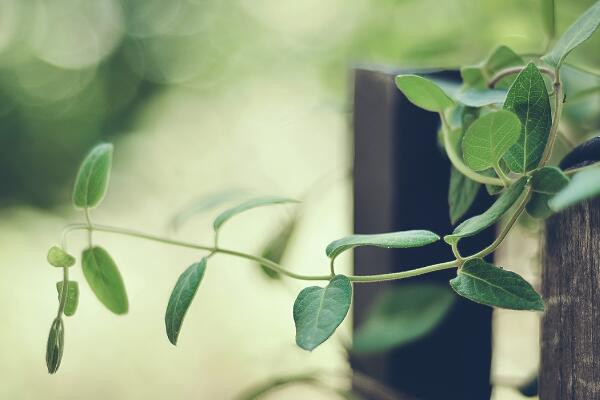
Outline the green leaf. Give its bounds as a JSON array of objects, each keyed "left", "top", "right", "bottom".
[
  {"left": 47, "top": 246, "right": 75, "bottom": 268},
  {"left": 449, "top": 167, "right": 481, "bottom": 225},
  {"left": 258, "top": 218, "right": 297, "bottom": 280},
  {"left": 236, "top": 372, "right": 321, "bottom": 400},
  {"left": 353, "top": 284, "right": 455, "bottom": 354},
  {"left": 543, "top": 1, "right": 600, "bottom": 68},
  {"left": 549, "top": 167, "right": 600, "bottom": 211},
  {"left": 325, "top": 230, "right": 440, "bottom": 260},
  {"left": 541, "top": 0, "right": 556, "bottom": 41},
  {"left": 462, "top": 110, "right": 521, "bottom": 171},
  {"left": 526, "top": 192, "right": 555, "bottom": 219},
  {"left": 461, "top": 45, "right": 524, "bottom": 88},
  {"left": 455, "top": 88, "right": 507, "bottom": 107},
  {"left": 72, "top": 143, "right": 113, "bottom": 209},
  {"left": 450, "top": 258, "right": 544, "bottom": 311},
  {"left": 445, "top": 177, "right": 528, "bottom": 244},
  {"left": 56, "top": 281, "right": 79, "bottom": 317},
  {"left": 82, "top": 246, "right": 128, "bottom": 315},
  {"left": 395, "top": 75, "right": 454, "bottom": 112},
  {"left": 293, "top": 275, "right": 352, "bottom": 351},
  {"left": 46, "top": 317, "right": 64, "bottom": 374},
  {"left": 502, "top": 63, "right": 552, "bottom": 173},
  {"left": 165, "top": 257, "right": 207, "bottom": 345},
  {"left": 213, "top": 196, "right": 298, "bottom": 231},
  {"left": 530, "top": 166, "right": 569, "bottom": 194}
]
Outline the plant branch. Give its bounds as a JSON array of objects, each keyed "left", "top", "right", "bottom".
[
  {"left": 539, "top": 76, "right": 564, "bottom": 167},
  {"left": 488, "top": 65, "right": 556, "bottom": 88}
]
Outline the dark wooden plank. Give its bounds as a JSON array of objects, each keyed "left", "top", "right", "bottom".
[
  {"left": 540, "top": 197, "right": 600, "bottom": 400},
  {"left": 352, "top": 67, "right": 493, "bottom": 400}
]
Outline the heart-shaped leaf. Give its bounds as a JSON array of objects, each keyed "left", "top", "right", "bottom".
[
  {"left": 502, "top": 63, "right": 552, "bottom": 173},
  {"left": 293, "top": 275, "right": 352, "bottom": 351},
  {"left": 395, "top": 75, "right": 454, "bottom": 112},
  {"left": 72, "top": 143, "right": 113, "bottom": 209},
  {"left": 530, "top": 166, "right": 569, "bottom": 194},
  {"left": 543, "top": 1, "right": 600, "bottom": 68},
  {"left": 549, "top": 167, "right": 600, "bottom": 211},
  {"left": 213, "top": 196, "right": 298, "bottom": 231},
  {"left": 47, "top": 246, "right": 76, "bottom": 268},
  {"left": 353, "top": 284, "right": 455, "bottom": 354},
  {"left": 82, "top": 246, "right": 128, "bottom": 315},
  {"left": 445, "top": 177, "right": 528, "bottom": 244},
  {"left": 326, "top": 230, "right": 440, "bottom": 260},
  {"left": 165, "top": 257, "right": 208, "bottom": 345},
  {"left": 462, "top": 110, "right": 521, "bottom": 171},
  {"left": 56, "top": 281, "right": 79, "bottom": 317},
  {"left": 450, "top": 258, "right": 544, "bottom": 311}
]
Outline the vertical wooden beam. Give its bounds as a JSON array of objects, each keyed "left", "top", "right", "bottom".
[
  {"left": 352, "top": 67, "right": 493, "bottom": 400},
  {"left": 540, "top": 197, "right": 600, "bottom": 400}
]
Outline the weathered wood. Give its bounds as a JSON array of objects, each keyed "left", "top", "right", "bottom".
[
  {"left": 541, "top": 197, "right": 600, "bottom": 400},
  {"left": 352, "top": 67, "right": 493, "bottom": 400}
]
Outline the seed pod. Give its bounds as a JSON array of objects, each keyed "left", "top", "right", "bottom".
[
  {"left": 47, "top": 246, "right": 75, "bottom": 268},
  {"left": 46, "top": 318, "right": 64, "bottom": 374}
]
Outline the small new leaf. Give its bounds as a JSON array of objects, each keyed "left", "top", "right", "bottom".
[
  {"left": 56, "top": 281, "right": 79, "bottom": 317},
  {"left": 503, "top": 63, "right": 552, "bottom": 173},
  {"left": 46, "top": 318, "right": 64, "bottom": 374},
  {"left": 47, "top": 246, "right": 75, "bottom": 268},
  {"left": 165, "top": 257, "right": 208, "bottom": 345},
  {"left": 82, "top": 246, "right": 128, "bottom": 315},
  {"left": 445, "top": 177, "right": 528, "bottom": 244},
  {"left": 72, "top": 143, "right": 113, "bottom": 209},
  {"left": 293, "top": 275, "right": 352, "bottom": 351},
  {"left": 549, "top": 167, "right": 600, "bottom": 211},
  {"left": 462, "top": 110, "right": 521, "bottom": 171},
  {"left": 543, "top": 1, "right": 600, "bottom": 68},
  {"left": 213, "top": 196, "right": 298, "bottom": 231},
  {"left": 325, "top": 230, "right": 440, "bottom": 260},
  {"left": 530, "top": 166, "right": 569, "bottom": 194},
  {"left": 395, "top": 75, "right": 454, "bottom": 112},
  {"left": 450, "top": 259, "right": 544, "bottom": 311}
]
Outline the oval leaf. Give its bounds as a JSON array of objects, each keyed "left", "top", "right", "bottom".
[
  {"left": 82, "top": 246, "right": 128, "bottom": 315},
  {"left": 450, "top": 258, "right": 544, "bottom": 311},
  {"left": 56, "top": 281, "right": 79, "bottom": 317},
  {"left": 46, "top": 318, "right": 64, "bottom": 374},
  {"left": 353, "top": 284, "right": 455, "bottom": 354},
  {"left": 213, "top": 196, "right": 298, "bottom": 231},
  {"left": 165, "top": 257, "right": 208, "bottom": 345},
  {"left": 530, "top": 166, "right": 569, "bottom": 194},
  {"left": 462, "top": 110, "right": 521, "bottom": 171},
  {"left": 47, "top": 246, "right": 75, "bottom": 268},
  {"left": 449, "top": 167, "right": 481, "bottom": 225},
  {"left": 395, "top": 75, "right": 454, "bottom": 112},
  {"left": 72, "top": 143, "right": 113, "bottom": 209},
  {"left": 543, "top": 1, "right": 600, "bottom": 68},
  {"left": 293, "top": 275, "right": 352, "bottom": 351},
  {"left": 445, "top": 177, "right": 528, "bottom": 244},
  {"left": 549, "top": 167, "right": 600, "bottom": 211},
  {"left": 325, "top": 230, "right": 440, "bottom": 260}
]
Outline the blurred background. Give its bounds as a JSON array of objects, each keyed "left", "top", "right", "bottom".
[{"left": 0, "top": 0, "right": 599, "bottom": 399}]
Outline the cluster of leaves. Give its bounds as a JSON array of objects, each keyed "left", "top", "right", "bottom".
[{"left": 45, "top": 0, "right": 600, "bottom": 379}]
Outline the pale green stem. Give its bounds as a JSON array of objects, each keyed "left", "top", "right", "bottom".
[
  {"left": 539, "top": 78, "right": 563, "bottom": 167},
  {"left": 493, "top": 163, "right": 511, "bottom": 186}
]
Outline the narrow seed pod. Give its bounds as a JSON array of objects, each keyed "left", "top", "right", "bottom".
[{"left": 46, "top": 318, "right": 64, "bottom": 374}]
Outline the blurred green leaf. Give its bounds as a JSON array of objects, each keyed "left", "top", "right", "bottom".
[
  {"left": 461, "top": 45, "right": 523, "bottom": 88},
  {"left": 326, "top": 230, "right": 440, "bottom": 259},
  {"left": 72, "top": 143, "right": 113, "bottom": 209},
  {"left": 549, "top": 167, "right": 600, "bottom": 210},
  {"left": 526, "top": 192, "right": 555, "bottom": 219},
  {"left": 213, "top": 196, "right": 298, "bottom": 231},
  {"left": 165, "top": 257, "right": 207, "bottom": 346},
  {"left": 449, "top": 167, "right": 481, "bottom": 225},
  {"left": 541, "top": 0, "right": 556, "bottom": 42},
  {"left": 353, "top": 284, "right": 455, "bottom": 354},
  {"left": 56, "top": 281, "right": 79, "bottom": 317},
  {"left": 455, "top": 88, "right": 507, "bottom": 107},
  {"left": 395, "top": 75, "right": 454, "bottom": 112},
  {"left": 530, "top": 166, "right": 569, "bottom": 194},
  {"left": 258, "top": 217, "right": 297, "bottom": 281},
  {"left": 450, "top": 258, "right": 544, "bottom": 311},
  {"left": 47, "top": 246, "right": 75, "bottom": 268},
  {"left": 235, "top": 372, "right": 320, "bottom": 400},
  {"left": 82, "top": 246, "right": 128, "bottom": 315}
]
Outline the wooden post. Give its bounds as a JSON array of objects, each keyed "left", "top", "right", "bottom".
[
  {"left": 540, "top": 197, "right": 600, "bottom": 399},
  {"left": 352, "top": 67, "right": 494, "bottom": 400}
]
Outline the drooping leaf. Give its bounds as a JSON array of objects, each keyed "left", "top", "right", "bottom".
[
  {"left": 449, "top": 167, "right": 481, "bottom": 225},
  {"left": 325, "top": 230, "right": 440, "bottom": 260},
  {"left": 530, "top": 166, "right": 570, "bottom": 194},
  {"left": 395, "top": 75, "right": 454, "bottom": 112},
  {"left": 502, "top": 63, "right": 552, "bottom": 173},
  {"left": 213, "top": 196, "right": 298, "bottom": 231},
  {"left": 82, "top": 246, "right": 128, "bottom": 315},
  {"left": 461, "top": 45, "right": 524, "bottom": 88},
  {"left": 549, "top": 167, "right": 600, "bottom": 211},
  {"left": 46, "top": 318, "right": 64, "bottom": 374},
  {"left": 47, "top": 246, "right": 76, "bottom": 268},
  {"left": 526, "top": 192, "right": 555, "bottom": 219},
  {"left": 353, "top": 284, "right": 455, "bottom": 354},
  {"left": 293, "top": 275, "right": 352, "bottom": 351},
  {"left": 543, "top": 1, "right": 600, "bottom": 68},
  {"left": 462, "top": 110, "right": 521, "bottom": 171},
  {"left": 56, "top": 281, "right": 79, "bottom": 317},
  {"left": 165, "top": 257, "right": 207, "bottom": 345},
  {"left": 72, "top": 143, "right": 113, "bottom": 209},
  {"left": 450, "top": 258, "right": 544, "bottom": 311},
  {"left": 258, "top": 218, "right": 297, "bottom": 280},
  {"left": 445, "top": 177, "right": 528, "bottom": 244},
  {"left": 541, "top": 0, "right": 556, "bottom": 42},
  {"left": 455, "top": 88, "right": 507, "bottom": 107}
]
